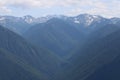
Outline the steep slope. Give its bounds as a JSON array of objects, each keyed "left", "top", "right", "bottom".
[
  {"left": 84, "top": 27, "right": 120, "bottom": 80},
  {"left": 0, "top": 25, "right": 62, "bottom": 80},
  {"left": 56, "top": 24, "right": 120, "bottom": 80},
  {"left": 0, "top": 49, "right": 41, "bottom": 80},
  {"left": 24, "top": 18, "right": 85, "bottom": 57}
]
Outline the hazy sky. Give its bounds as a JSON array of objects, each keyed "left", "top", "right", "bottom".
[{"left": 0, "top": 0, "right": 119, "bottom": 18}]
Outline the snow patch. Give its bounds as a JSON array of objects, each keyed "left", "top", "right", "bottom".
[{"left": 74, "top": 18, "right": 80, "bottom": 24}]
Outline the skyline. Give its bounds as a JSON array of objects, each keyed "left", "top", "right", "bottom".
[{"left": 0, "top": 0, "right": 120, "bottom": 18}]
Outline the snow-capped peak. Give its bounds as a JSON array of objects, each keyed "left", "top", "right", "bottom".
[
  {"left": 22, "top": 15, "right": 35, "bottom": 24},
  {"left": 73, "top": 14, "right": 103, "bottom": 26}
]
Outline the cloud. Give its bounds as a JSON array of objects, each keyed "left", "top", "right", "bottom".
[
  {"left": 0, "top": 1, "right": 11, "bottom": 13},
  {"left": 0, "top": 7, "right": 12, "bottom": 13},
  {"left": 0, "top": 0, "right": 119, "bottom": 17},
  {"left": 1, "top": 0, "right": 59, "bottom": 8},
  {"left": 63, "top": 0, "right": 120, "bottom": 18},
  {"left": 0, "top": 0, "right": 110, "bottom": 8}
]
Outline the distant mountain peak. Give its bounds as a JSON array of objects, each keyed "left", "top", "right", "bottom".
[
  {"left": 72, "top": 14, "right": 105, "bottom": 26},
  {"left": 22, "top": 15, "right": 35, "bottom": 24}
]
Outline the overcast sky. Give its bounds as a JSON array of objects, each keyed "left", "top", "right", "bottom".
[{"left": 0, "top": 0, "right": 119, "bottom": 18}]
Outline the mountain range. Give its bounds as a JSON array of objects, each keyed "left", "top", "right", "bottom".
[
  {"left": 0, "top": 14, "right": 120, "bottom": 80},
  {"left": 0, "top": 14, "right": 120, "bottom": 34}
]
